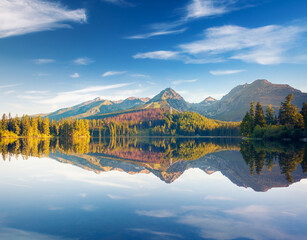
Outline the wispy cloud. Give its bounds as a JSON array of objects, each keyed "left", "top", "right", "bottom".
[
  {"left": 180, "top": 25, "right": 306, "bottom": 64},
  {"left": 171, "top": 79, "right": 198, "bottom": 85},
  {"left": 38, "top": 83, "right": 133, "bottom": 105},
  {"left": 129, "top": 0, "right": 242, "bottom": 39},
  {"left": 210, "top": 69, "right": 245, "bottom": 75},
  {"left": 102, "top": 71, "right": 126, "bottom": 77},
  {"left": 25, "top": 90, "right": 48, "bottom": 94},
  {"left": 130, "top": 73, "right": 150, "bottom": 78},
  {"left": 135, "top": 24, "right": 307, "bottom": 65},
  {"left": 73, "top": 57, "right": 93, "bottom": 65},
  {"left": 133, "top": 50, "right": 222, "bottom": 64},
  {"left": 0, "top": 84, "right": 20, "bottom": 89},
  {"left": 81, "top": 205, "right": 96, "bottom": 211},
  {"left": 129, "top": 228, "right": 183, "bottom": 238},
  {"left": 0, "top": 227, "right": 75, "bottom": 240},
  {"left": 70, "top": 73, "right": 80, "bottom": 78},
  {"left": 185, "top": 0, "right": 236, "bottom": 19},
  {"left": 127, "top": 28, "right": 187, "bottom": 39},
  {"left": 33, "top": 58, "right": 54, "bottom": 64},
  {"left": 3, "top": 90, "right": 15, "bottom": 95},
  {"left": 225, "top": 205, "right": 270, "bottom": 218},
  {"left": 134, "top": 51, "right": 180, "bottom": 60},
  {"left": 204, "top": 195, "right": 233, "bottom": 201},
  {"left": 136, "top": 210, "right": 176, "bottom": 218},
  {"left": 0, "top": 0, "right": 86, "bottom": 39},
  {"left": 107, "top": 194, "right": 127, "bottom": 200},
  {"left": 101, "top": 0, "right": 133, "bottom": 7}
]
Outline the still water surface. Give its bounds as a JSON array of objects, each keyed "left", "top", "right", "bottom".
[{"left": 0, "top": 137, "right": 306, "bottom": 240}]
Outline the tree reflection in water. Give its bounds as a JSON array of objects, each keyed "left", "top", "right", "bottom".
[{"left": 0, "top": 137, "right": 306, "bottom": 186}]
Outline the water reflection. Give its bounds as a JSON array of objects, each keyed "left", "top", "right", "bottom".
[{"left": 0, "top": 137, "right": 306, "bottom": 192}]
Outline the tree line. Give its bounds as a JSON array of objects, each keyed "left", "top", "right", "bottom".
[
  {"left": 0, "top": 109, "right": 241, "bottom": 138},
  {"left": 240, "top": 94, "right": 307, "bottom": 139},
  {"left": 240, "top": 140, "right": 307, "bottom": 183},
  {"left": 88, "top": 110, "right": 240, "bottom": 137},
  {"left": 0, "top": 114, "right": 90, "bottom": 138}
]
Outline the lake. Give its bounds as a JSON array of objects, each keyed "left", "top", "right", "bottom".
[{"left": 0, "top": 137, "right": 306, "bottom": 240}]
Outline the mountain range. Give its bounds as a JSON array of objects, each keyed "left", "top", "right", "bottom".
[
  {"left": 50, "top": 148, "right": 307, "bottom": 192},
  {"left": 44, "top": 79, "right": 307, "bottom": 121}
]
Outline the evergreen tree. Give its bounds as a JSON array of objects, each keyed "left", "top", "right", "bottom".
[
  {"left": 42, "top": 117, "right": 50, "bottom": 136},
  {"left": 265, "top": 105, "right": 275, "bottom": 125},
  {"left": 301, "top": 102, "right": 307, "bottom": 130},
  {"left": 279, "top": 94, "right": 302, "bottom": 128},
  {"left": 254, "top": 102, "right": 266, "bottom": 127},
  {"left": 240, "top": 112, "right": 252, "bottom": 136},
  {"left": 1, "top": 114, "right": 8, "bottom": 131},
  {"left": 249, "top": 101, "right": 255, "bottom": 132}
]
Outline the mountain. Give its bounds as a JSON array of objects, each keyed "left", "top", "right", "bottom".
[
  {"left": 50, "top": 149, "right": 307, "bottom": 192},
  {"left": 200, "top": 96, "right": 217, "bottom": 105},
  {"left": 141, "top": 88, "right": 189, "bottom": 112},
  {"left": 46, "top": 97, "right": 149, "bottom": 121},
  {"left": 44, "top": 80, "right": 307, "bottom": 122},
  {"left": 195, "top": 79, "right": 307, "bottom": 121}
]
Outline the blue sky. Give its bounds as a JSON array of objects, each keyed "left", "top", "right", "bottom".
[{"left": 1, "top": 0, "right": 307, "bottom": 115}]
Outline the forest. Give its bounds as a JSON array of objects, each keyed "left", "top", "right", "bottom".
[
  {"left": 1, "top": 137, "right": 306, "bottom": 184},
  {"left": 88, "top": 110, "right": 240, "bottom": 137},
  {"left": 0, "top": 109, "right": 239, "bottom": 138},
  {"left": 240, "top": 140, "right": 307, "bottom": 183},
  {"left": 240, "top": 94, "right": 307, "bottom": 140},
  {"left": 0, "top": 115, "right": 90, "bottom": 138}
]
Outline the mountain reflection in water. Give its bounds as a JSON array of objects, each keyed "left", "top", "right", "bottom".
[{"left": 0, "top": 137, "right": 306, "bottom": 192}]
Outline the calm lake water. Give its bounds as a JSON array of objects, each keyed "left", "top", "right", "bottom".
[{"left": 0, "top": 137, "right": 306, "bottom": 240}]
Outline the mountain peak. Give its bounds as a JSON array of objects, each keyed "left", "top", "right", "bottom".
[
  {"left": 147, "top": 87, "right": 187, "bottom": 111},
  {"left": 200, "top": 96, "right": 217, "bottom": 105},
  {"left": 204, "top": 96, "right": 216, "bottom": 102},
  {"left": 94, "top": 97, "right": 102, "bottom": 101},
  {"left": 252, "top": 79, "right": 271, "bottom": 85},
  {"left": 153, "top": 88, "right": 184, "bottom": 101}
]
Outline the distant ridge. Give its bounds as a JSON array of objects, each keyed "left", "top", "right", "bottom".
[
  {"left": 197, "top": 79, "right": 307, "bottom": 121},
  {"left": 44, "top": 79, "right": 307, "bottom": 122},
  {"left": 46, "top": 97, "right": 150, "bottom": 121}
]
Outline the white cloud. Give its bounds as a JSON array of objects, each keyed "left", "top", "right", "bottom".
[
  {"left": 225, "top": 205, "right": 270, "bottom": 218},
  {"left": 171, "top": 79, "right": 198, "bottom": 85},
  {"left": 127, "top": 28, "right": 187, "bottom": 39},
  {"left": 128, "top": 0, "right": 241, "bottom": 40},
  {"left": 0, "top": 84, "right": 20, "bottom": 89},
  {"left": 135, "top": 24, "right": 307, "bottom": 65},
  {"left": 33, "top": 58, "right": 54, "bottom": 64},
  {"left": 180, "top": 25, "right": 305, "bottom": 65},
  {"left": 133, "top": 50, "right": 222, "bottom": 64},
  {"left": 134, "top": 51, "right": 180, "bottom": 60},
  {"left": 136, "top": 210, "right": 176, "bottom": 218},
  {"left": 185, "top": 0, "right": 234, "bottom": 19},
  {"left": 3, "top": 90, "right": 15, "bottom": 95},
  {"left": 0, "top": 227, "right": 74, "bottom": 240},
  {"left": 210, "top": 69, "right": 245, "bottom": 75},
  {"left": 81, "top": 205, "right": 96, "bottom": 211},
  {"left": 0, "top": 0, "right": 86, "bottom": 39},
  {"left": 79, "top": 193, "right": 87, "bottom": 198},
  {"left": 107, "top": 194, "right": 127, "bottom": 199},
  {"left": 38, "top": 83, "right": 133, "bottom": 105},
  {"left": 25, "top": 90, "right": 48, "bottom": 94},
  {"left": 204, "top": 195, "right": 233, "bottom": 201},
  {"left": 102, "top": 71, "right": 126, "bottom": 77},
  {"left": 70, "top": 73, "right": 80, "bottom": 78},
  {"left": 73, "top": 57, "right": 92, "bottom": 65}
]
